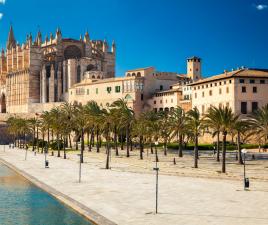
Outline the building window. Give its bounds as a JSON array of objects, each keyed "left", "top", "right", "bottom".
[
  {"left": 202, "top": 105, "right": 205, "bottom": 114},
  {"left": 241, "top": 102, "right": 247, "bottom": 114},
  {"left": 214, "top": 83, "right": 217, "bottom": 86},
  {"left": 202, "top": 91, "right": 204, "bottom": 97},
  {"left": 209, "top": 90, "right": 212, "bottom": 96},
  {"left": 229, "top": 80, "right": 232, "bottom": 84},
  {"left": 154, "top": 100, "right": 156, "bottom": 104},
  {"left": 206, "top": 84, "right": 208, "bottom": 88},
  {"left": 107, "top": 87, "right": 112, "bottom": 93},
  {"left": 239, "top": 79, "right": 245, "bottom": 83},
  {"left": 250, "top": 79, "right": 255, "bottom": 84},
  {"left": 160, "top": 100, "right": 162, "bottom": 104},
  {"left": 171, "top": 99, "right": 173, "bottom": 103},
  {"left": 160, "top": 85, "right": 163, "bottom": 90},
  {"left": 219, "top": 88, "right": 222, "bottom": 94},
  {"left": 253, "top": 86, "right": 257, "bottom": 93},
  {"left": 96, "top": 88, "right": 98, "bottom": 94},
  {"left": 115, "top": 86, "right": 121, "bottom": 93},
  {"left": 226, "top": 87, "right": 229, "bottom": 93},
  {"left": 202, "top": 85, "right": 204, "bottom": 89},
  {"left": 195, "top": 93, "right": 197, "bottom": 98},
  {"left": 252, "top": 102, "right": 258, "bottom": 112},
  {"left": 219, "top": 82, "right": 222, "bottom": 85},
  {"left": 260, "top": 80, "right": 265, "bottom": 84},
  {"left": 224, "top": 81, "right": 226, "bottom": 85},
  {"left": 141, "top": 94, "right": 144, "bottom": 101},
  {"left": 210, "top": 83, "right": 212, "bottom": 87},
  {"left": 242, "top": 86, "right": 246, "bottom": 93}
]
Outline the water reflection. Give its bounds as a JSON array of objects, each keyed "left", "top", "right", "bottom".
[{"left": 0, "top": 163, "right": 92, "bottom": 225}]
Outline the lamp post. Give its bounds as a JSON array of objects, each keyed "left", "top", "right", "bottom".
[
  {"left": 242, "top": 149, "right": 249, "bottom": 190},
  {"left": 45, "top": 144, "right": 49, "bottom": 168},
  {"left": 153, "top": 141, "right": 159, "bottom": 214},
  {"left": 78, "top": 153, "right": 82, "bottom": 183}
]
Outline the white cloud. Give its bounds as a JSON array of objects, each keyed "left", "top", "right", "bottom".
[
  {"left": 256, "top": 4, "right": 268, "bottom": 10},
  {"left": 0, "top": 13, "right": 3, "bottom": 20},
  {"left": 0, "top": 0, "right": 6, "bottom": 5}
]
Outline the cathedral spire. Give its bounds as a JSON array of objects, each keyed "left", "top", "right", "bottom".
[
  {"left": 84, "top": 30, "right": 90, "bottom": 43},
  {"left": 7, "top": 25, "right": 16, "bottom": 50},
  {"left": 111, "top": 40, "right": 116, "bottom": 55}
]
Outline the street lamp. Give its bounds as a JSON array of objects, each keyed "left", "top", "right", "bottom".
[
  {"left": 241, "top": 149, "right": 249, "bottom": 190},
  {"left": 45, "top": 144, "right": 49, "bottom": 168},
  {"left": 153, "top": 141, "right": 159, "bottom": 214},
  {"left": 77, "top": 153, "right": 82, "bottom": 183}
]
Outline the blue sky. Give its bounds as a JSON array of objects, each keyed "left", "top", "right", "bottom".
[{"left": 0, "top": 0, "right": 268, "bottom": 77}]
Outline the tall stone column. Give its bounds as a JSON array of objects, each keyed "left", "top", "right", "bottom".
[
  {"left": 49, "top": 64, "right": 55, "bottom": 102},
  {"left": 57, "top": 62, "right": 62, "bottom": 102},
  {"left": 41, "top": 65, "right": 47, "bottom": 103},
  {"left": 63, "top": 61, "right": 66, "bottom": 93}
]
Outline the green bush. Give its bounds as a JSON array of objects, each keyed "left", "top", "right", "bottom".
[{"left": 50, "top": 140, "right": 64, "bottom": 150}]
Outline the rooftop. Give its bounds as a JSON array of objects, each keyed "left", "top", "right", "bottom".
[{"left": 190, "top": 68, "right": 268, "bottom": 85}]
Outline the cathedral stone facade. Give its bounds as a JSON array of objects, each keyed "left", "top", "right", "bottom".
[{"left": 0, "top": 26, "right": 116, "bottom": 113}]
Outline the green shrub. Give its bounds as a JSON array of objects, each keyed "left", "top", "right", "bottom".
[{"left": 50, "top": 140, "right": 64, "bottom": 150}]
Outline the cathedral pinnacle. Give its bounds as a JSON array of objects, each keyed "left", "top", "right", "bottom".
[{"left": 7, "top": 25, "right": 16, "bottom": 50}]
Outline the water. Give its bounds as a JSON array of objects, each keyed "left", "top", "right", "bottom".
[{"left": 0, "top": 162, "right": 93, "bottom": 225}]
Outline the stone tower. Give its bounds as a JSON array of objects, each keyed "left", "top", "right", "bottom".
[{"left": 187, "top": 56, "right": 202, "bottom": 81}]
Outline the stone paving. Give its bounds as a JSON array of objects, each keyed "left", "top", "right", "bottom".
[{"left": 0, "top": 146, "right": 268, "bottom": 225}]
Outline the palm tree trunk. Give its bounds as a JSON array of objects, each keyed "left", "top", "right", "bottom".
[
  {"left": 41, "top": 132, "right": 44, "bottom": 153},
  {"left": 194, "top": 133, "right": 198, "bottom": 168},
  {"left": 96, "top": 127, "right": 100, "bottom": 153},
  {"left": 87, "top": 130, "right": 90, "bottom": 151},
  {"left": 68, "top": 133, "right": 72, "bottom": 149},
  {"left": 32, "top": 127, "right": 35, "bottom": 151},
  {"left": 139, "top": 135, "right": 143, "bottom": 160},
  {"left": 64, "top": 135, "right": 67, "bottom": 159},
  {"left": 89, "top": 128, "right": 93, "bottom": 152},
  {"left": 126, "top": 126, "right": 130, "bottom": 157},
  {"left": 57, "top": 133, "right": 60, "bottom": 157},
  {"left": 81, "top": 128, "right": 85, "bottom": 163},
  {"left": 105, "top": 127, "right": 110, "bottom": 169},
  {"left": 47, "top": 128, "right": 50, "bottom": 149},
  {"left": 222, "top": 132, "right": 227, "bottom": 173},
  {"left": 36, "top": 126, "right": 39, "bottom": 152},
  {"left": 237, "top": 132, "right": 243, "bottom": 164},
  {"left": 114, "top": 127, "right": 119, "bottom": 156},
  {"left": 216, "top": 132, "right": 220, "bottom": 162},
  {"left": 179, "top": 134, "right": 183, "bottom": 157},
  {"left": 150, "top": 141, "right": 154, "bottom": 154},
  {"left": 120, "top": 130, "right": 124, "bottom": 150},
  {"left": 164, "top": 140, "right": 167, "bottom": 156}
]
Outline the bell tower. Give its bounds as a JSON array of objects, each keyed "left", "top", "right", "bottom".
[{"left": 187, "top": 56, "right": 202, "bottom": 81}]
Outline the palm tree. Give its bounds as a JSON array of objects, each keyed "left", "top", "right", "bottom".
[
  {"left": 230, "top": 118, "right": 250, "bottom": 164},
  {"left": 158, "top": 111, "right": 172, "bottom": 156},
  {"left": 248, "top": 104, "right": 268, "bottom": 148},
  {"left": 170, "top": 107, "right": 188, "bottom": 157},
  {"left": 111, "top": 99, "right": 134, "bottom": 157},
  {"left": 204, "top": 106, "right": 222, "bottom": 161},
  {"left": 73, "top": 104, "right": 88, "bottom": 163},
  {"left": 218, "top": 106, "right": 236, "bottom": 173},
  {"left": 84, "top": 101, "right": 104, "bottom": 153},
  {"left": 187, "top": 107, "right": 203, "bottom": 168},
  {"left": 50, "top": 107, "right": 62, "bottom": 157}
]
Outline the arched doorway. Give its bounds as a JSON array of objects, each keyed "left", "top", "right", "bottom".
[{"left": 0, "top": 94, "right": 6, "bottom": 113}]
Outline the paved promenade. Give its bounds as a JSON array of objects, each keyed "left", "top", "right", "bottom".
[{"left": 0, "top": 146, "right": 268, "bottom": 225}]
